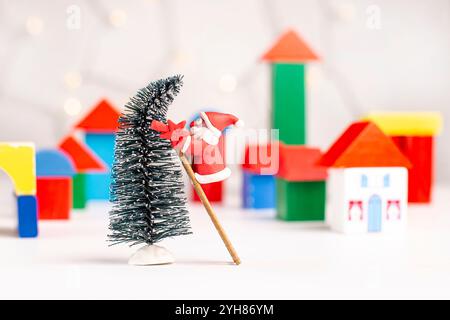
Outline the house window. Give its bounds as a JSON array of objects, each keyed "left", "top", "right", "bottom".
[
  {"left": 384, "top": 174, "right": 390, "bottom": 187},
  {"left": 361, "top": 175, "right": 368, "bottom": 188}
]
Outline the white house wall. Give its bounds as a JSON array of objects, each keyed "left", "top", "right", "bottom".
[{"left": 326, "top": 167, "right": 408, "bottom": 234}]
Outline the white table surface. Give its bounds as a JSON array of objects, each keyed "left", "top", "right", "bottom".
[{"left": 0, "top": 185, "right": 449, "bottom": 300}]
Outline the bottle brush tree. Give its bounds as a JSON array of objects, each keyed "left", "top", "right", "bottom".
[{"left": 109, "top": 75, "right": 191, "bottom": 265}]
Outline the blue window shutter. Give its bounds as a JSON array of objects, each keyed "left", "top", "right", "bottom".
[
  {"left": 361, "top": 175, "right": 368, "bottom": 188},
  {"left": 384, "top": 174, "right": 390, "bottom": 187}
]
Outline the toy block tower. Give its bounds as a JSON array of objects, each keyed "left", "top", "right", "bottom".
[
  {"left": 262, "top": 30, "right": 319, "bottom": 145},
  {"left": 364, "top": 112, "right": 443, "bottom": 203},
  {"left": 276, "top": 144, "right": 327, "bottom": 221},
  {"left": 59, "top": 135, "right": 107, "bottom": 209},
  {"left": 74, "top": 99, "right": 120, "bottom": 200},
  {"left": 242, "top": 143, "right": 277, "bottom": 209}
]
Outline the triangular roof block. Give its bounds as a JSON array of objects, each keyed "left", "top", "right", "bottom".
[
  {"left": 319, "top": 121, "right": 411, "bottom": 168},
  {"left": 278, "top": 144, "right": 327, "bottom": 182},
  {"left": 242, "top": 143, "right": 279, "bottom": 175},
  {"left": 59, "top": 135, "right": 107, "bottom": 173},
  {"left": 75, "top": 99, "right": 121, "bottom": 133},
  {"left": 262, "top": 30, "right": 319, "bottom": 63}
]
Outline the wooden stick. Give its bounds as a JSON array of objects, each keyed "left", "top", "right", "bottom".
[{"left": 178, "top": 153, "right": 241, "bottom": 265}]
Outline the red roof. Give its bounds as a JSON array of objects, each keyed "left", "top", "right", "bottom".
[
  {"left": 277, "top": 144, "right": 327, "bottom": 181},
  {"left": 74, "top": 99, "right": 121, "bottom": 133},
  {"left": 318, "top": 121, "right": 411, "bottom": 168},
  {"left": 59, "top": 135, "right": 107, "bottom": 173},
  {"left": 242, "top": 143, "right": 278, "bottom": 175},
  {"left": 262, "top": 30, "right": 319, "bottom": 63}
]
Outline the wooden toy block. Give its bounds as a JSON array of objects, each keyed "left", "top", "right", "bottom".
[
  {"left": 59, "top": 135, "right": 107, "bottom": 208},
  {"left": 0, "top": 143, "right": 36, "bottom": 195},
  {"left": 276, "top": 179, "right": 326, "bottom": 221},
  {"left": 363, "top": 112, "right": 443, "bottom": 204},
  {"left": 37, "top": 177, "right": 72, "bottom": 220},
  {"left": 72, "top": 173, "right": 87, "bottom": 209},
  {"left": 319, "top": 121, "right": 410, "bottom": 234},
  {"left": 243, "top": 172, "right": 276, "bottom": 209},
  {"left": 36, "top": 149, "right": 76, "bottom": 177},
  {"left": 392, "top": 136, "right": 433, "bottom": 203},
  {"left": 17, "top": 195, "right": 38, "bottom": 238},
  {"left": 85, "top": 133, "right": 115, "bottom": 200},
  {"left": 59, "top": 135, "right": 107, "bottom": 173},
  {"left": 363, "top": 112, "right": 443, "bottom": 136},
  {"left": 192, "top": 181, "right": 223, "bottom": 203},
  {"left": 242, "top": 143, "right": 279, "bottom": 175},
  {"left": 75, "top": 99, "right": 121, "bottom": 133},
  {"left": 262, "top": 29, "right": 319, "bottom": 63},
  {"left": 278, "top": 144, "right": 327, "bottom": 181},
  {"left": 272, "top": 63, "right": 307, "bottom": 145}
]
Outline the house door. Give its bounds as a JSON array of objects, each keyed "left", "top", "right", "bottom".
[{"left": 368, "top": 195, "right": 382, "bottom": 232}]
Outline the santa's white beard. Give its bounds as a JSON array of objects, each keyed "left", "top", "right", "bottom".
[{"left": 191, "top": 126, "right": 219, "bottom": 145}]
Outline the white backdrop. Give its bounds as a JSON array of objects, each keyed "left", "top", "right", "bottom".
[{"left": 0, "top": 0, "right": 448, "bottom": 183}]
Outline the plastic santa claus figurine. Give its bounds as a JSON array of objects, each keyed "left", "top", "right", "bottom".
[{"left": 151, "top": 112, "right": 243, "bottom": 184}]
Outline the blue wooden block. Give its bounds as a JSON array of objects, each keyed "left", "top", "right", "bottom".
[
  {"left": 85, "top": 133, "right": 115, "bottom": 200},
  {"left": 17, "top": 195, "right": 38, "bottom": 238},
  {"left": 243, "top": 172, "right": 276, "bottom": 209},
  {"left": 86, "top": 173, "right": 111, "bottom": 200},
  {"left": 36, "top": 149, "right": 75, "bottom": 177},
  {"left": 85, "top": 133, "right": 115, "bottom": 166}
]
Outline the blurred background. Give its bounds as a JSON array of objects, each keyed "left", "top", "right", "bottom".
[{"left": 0, "top": 0, "right": 448, "bottom": 183}]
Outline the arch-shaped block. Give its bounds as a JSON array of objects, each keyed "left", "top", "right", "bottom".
[
  {"left": 36, "top": 149, "right": 76, "bottom": 177},
  {"left": 0, "top": 143, "right": 36, "bottom": 195}
]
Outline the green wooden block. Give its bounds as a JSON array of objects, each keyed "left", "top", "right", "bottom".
[
  {"left": 73, "top": 173, "right": 87, "bottom": 209},
  {"left": 272, "top": 63, "right": 306, "bottom": 145},
  {"left": 276, "top": 179, "right": 326, "bottom": 221}
]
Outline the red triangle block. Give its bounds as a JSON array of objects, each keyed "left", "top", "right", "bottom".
[
  {"left": 59, "top": 135, "right": 107, "bottom": 173},
  {"left": 75, "top": 99, "right": 121, "bottom": 133},
  {"left": 262, "top": 29, "right": 319, "bottom": 63},
  {"left": 319, "top": 121, "right": 412, "bottom": 168}
]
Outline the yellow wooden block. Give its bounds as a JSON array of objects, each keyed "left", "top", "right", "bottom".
[
  {"left": 363, "top": 112, "right": 443, "bottom": 136},
  {"left": 0, "top": 143, "right": 36, "bottom": 195}
]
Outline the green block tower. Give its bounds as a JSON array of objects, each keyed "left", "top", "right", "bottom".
[{"left": 263, "top": 29, "right": 319, "bottom": 145}]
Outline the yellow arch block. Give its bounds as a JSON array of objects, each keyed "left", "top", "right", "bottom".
[
  {"left": 0, "top": 143, "right": 36, "bottom": 195},
  {"left": 363, "top": 112, "right": 443, "bottom": 136}
]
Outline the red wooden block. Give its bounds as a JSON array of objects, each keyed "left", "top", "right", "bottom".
[
  {"left": 192, "top": 182, "right": 223, "bottom": 203},
  {"left": 37, "top": 178, "right": 72, "bottom": 220},
  {"left": 278, "top": 144, "right": 327, "bottom": 181},
  {"left": 59, "top": 135, "right": 107, "bottom": 173},
  {"left": 75, "top": 99, "right": 121, "bottom": 133},
  {"left": 392, "top": 136, "right": 433, "bottom": 203},
  {"left": 242, "top": 143, "right": 279, "bottom": 175},
  {"left": 262, "top": 29, "right": 319, "bottom": 63}
]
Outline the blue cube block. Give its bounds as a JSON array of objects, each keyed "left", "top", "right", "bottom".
[
  {"left": 17, "top": 195, "right": 38, "bottom": 238},
  {"left": 243, "top": 172, "right": 276, "bottom": 209},
  {"left": 85, "top": 133, "right": 115, "bottom": 200}
]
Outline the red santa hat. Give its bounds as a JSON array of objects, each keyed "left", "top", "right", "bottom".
[{"left": 190, "top": 112, "right": 244, "bottom": 137}]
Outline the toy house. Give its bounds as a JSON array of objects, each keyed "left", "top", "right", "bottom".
[
  {"left": 364, "top": 112, "right": 443, "bottom": 203},
  {"left": 276, "top": 144, "right": 327, "bottom": 221},
  {"left": 242, "top": 143, "right": 277, "bottom": 209},
  {"left": 36, "top": 149, "right": 76, "bottom": 220},
  {"left": 0, "top": 143, "right": 38, "bottom": 237},
  {"left": 318, "top": 121, "right": 411, "bottom": 234},
  {"left": 262, "top": 29, "right": 319, "bottom": 145},
  {"left": 59, "top": 135, "right": 107, "bottom": 209},
  {"left": 74, "top": 99, "right": 120, "bottom": 200}
]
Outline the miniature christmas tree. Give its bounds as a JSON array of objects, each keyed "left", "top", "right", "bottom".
[{"left": 109, "top": 75, "right": 191, "bottom": 265}]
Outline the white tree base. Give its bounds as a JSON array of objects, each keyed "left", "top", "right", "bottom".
[{"left": 128, "top": 245, "right": 175, "bottom": 266}]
